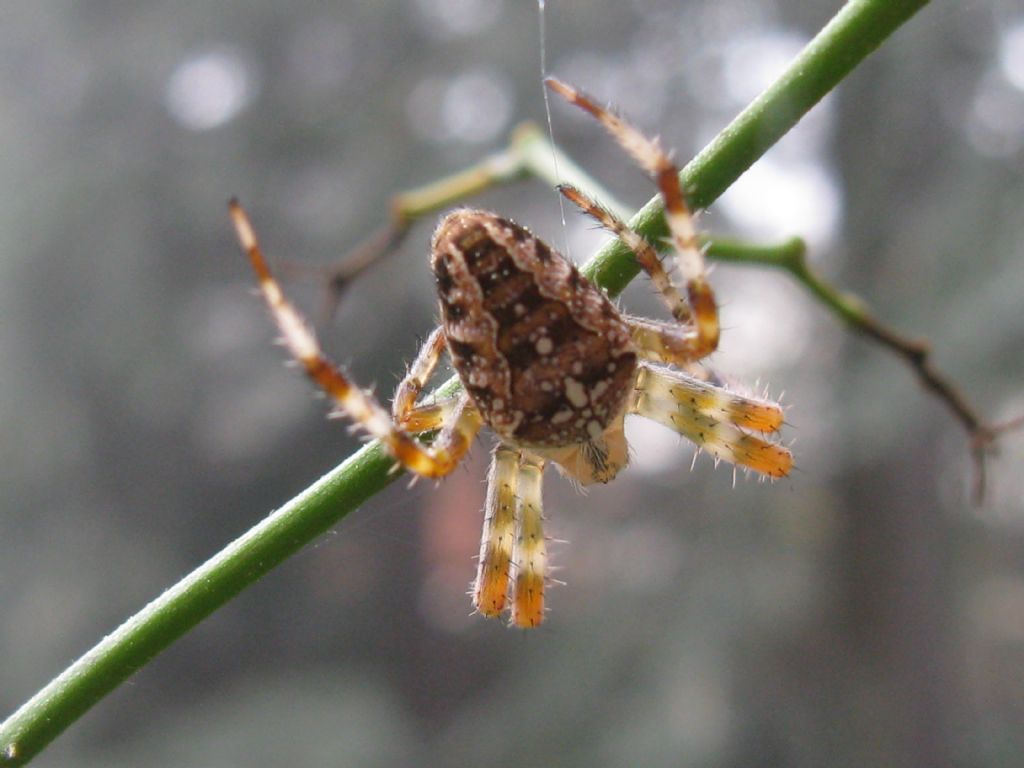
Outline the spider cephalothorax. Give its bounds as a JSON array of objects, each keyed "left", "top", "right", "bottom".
[{"left": 231, "top": 78, "right": 792, "bottom": 628}]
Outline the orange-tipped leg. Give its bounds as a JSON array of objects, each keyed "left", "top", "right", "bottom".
[{"left": 631, "top": 364, "right": 792, "bottom": 479}]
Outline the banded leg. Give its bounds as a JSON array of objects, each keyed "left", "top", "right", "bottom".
[
  {"left": 510, "top": 453, "right": 547, "bottom": 628},
  {"left": 392, "top": 326, "right": 446, "bottom": 422},
  {"left": 473, "top": 449, "right": 551, "bottom": 627},
  {"left": 391, "top": 330, "right": 482, "bottom": 466},
  {"left": 473, "top": 446, "right": 519, "bottom": 618},
  {"left": 546, "top": 77, "right": 719, "bottom": 357},
  {"left": 558, "top": 184, "right": 691, "bottom": 325},
  {"left": 418, "top": 392, "right": 481, "bottom": 474},
  {"left": 625, "top": 315, "right": 715, "bottom": 368},
  {"left": 230, "top": 199, "right": 476, "bottom": 479},
  {"left": 631, "top": 364, "right": 792, "bottom": 478},
  {"left": 397, "top": 395, "right": 462, "bottom": 432}
]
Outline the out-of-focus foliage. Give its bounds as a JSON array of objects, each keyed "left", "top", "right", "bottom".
[{"left": 1, "top": 1, "right": 1023, "bottom": 766}]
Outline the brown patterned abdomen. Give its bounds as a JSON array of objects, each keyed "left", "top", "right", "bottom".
[{"left": 431, "top": 210, "right": 637, "bottom": 448}]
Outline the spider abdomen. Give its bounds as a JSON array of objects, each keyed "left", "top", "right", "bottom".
[{"left": 431, "top": 209, "right": 637, "bottom": 448}]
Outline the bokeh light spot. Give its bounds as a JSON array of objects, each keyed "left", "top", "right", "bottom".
[
  {"left": 407, "top": 69, "right": 513, "bottom": 144},
  {"left": 164, "top": 48, "right": 256, "bottom": 131},
  {"left": 999, "top": 20, "right": 1024, "bottom": 92},
  {"left": 718, "top": 156, "right": 842, "bottom": 250},
  {"left": 413, "top": 0, "right": 502, "bottom": 40}
]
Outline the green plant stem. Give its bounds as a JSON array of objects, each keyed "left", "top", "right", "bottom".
[
  {"left": 0, "top": 443, "right": 396, "bottom": 766},
  {"left": 0, "top": 0, "right": 930, "bottom": 763}
]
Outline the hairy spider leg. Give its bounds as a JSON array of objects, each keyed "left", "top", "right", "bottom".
[
  {"left": 510, "top": 452, "right": 547, "bottom": 628},
  {"left": 622, "top": 314, "right": 722, "bottom": 368},
  {"left": 631, "top": 364, "right": 792, "bottom": 478},
  {"left": 397, "top": 396, "right": 463, "bottom": 432},
  {"left": 546, "top": 77, "right": 719, "bottom": 358},
  {"left": 474, "top": 448, "right": 550, "bottom": 628},
  {"left": 392, "top": 326, "right": 447, "bottom": 422},
  {"left": 230, "top": 199, "right": 480, "bottom": 478},
  {"left": 557, "top": 184, "right": 691, "bottom": 324},
  {"left": 555, "top": 185, "right": 718, "bottom": 366},
  {"left": 473, "top": 446, "right": 519, "bottom": 619}
]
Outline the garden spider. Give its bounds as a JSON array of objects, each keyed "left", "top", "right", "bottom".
[{"left": 230, "top": 78, "right": 792, "bottom": 628}]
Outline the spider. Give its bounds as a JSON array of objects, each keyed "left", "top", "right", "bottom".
[{"left": 230, "top": 78, "right": 792, "bottom": 628}]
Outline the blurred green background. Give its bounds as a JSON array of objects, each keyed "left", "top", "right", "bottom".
[{"left": 2, "top": 0, "right": 1023, "bottom": 765}]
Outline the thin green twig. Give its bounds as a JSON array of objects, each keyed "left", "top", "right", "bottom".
[
  {"left": 707, "top": 233, "right": 1010, "bottom": 501},
  {"left": 0, "top": 1, "right": 931, "bottom": 763}
]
